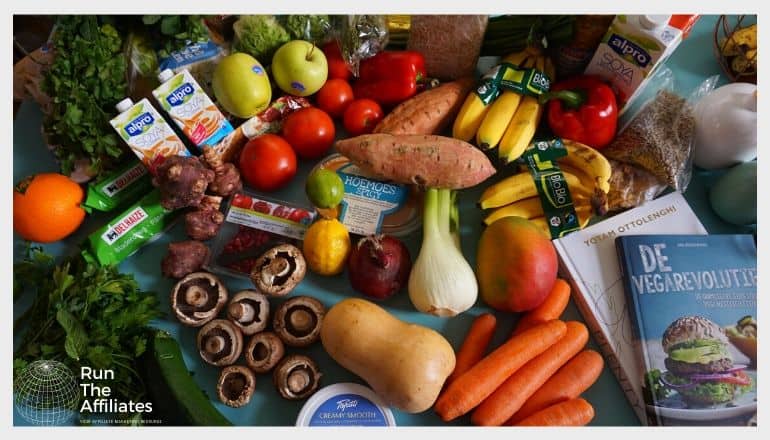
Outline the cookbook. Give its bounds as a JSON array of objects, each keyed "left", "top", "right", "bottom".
[
  {"left": 552, "top": 191, "right": 707, "bottom": 424},
  {"left": 616, "top": 234, "right": 757, "bottom": 426}
]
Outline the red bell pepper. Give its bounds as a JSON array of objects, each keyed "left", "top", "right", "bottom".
[
  {"left": 353, "top": 51, "right": 426, "bottom": 108},
  {"left": 544, "top": 75, "right": 618, "bottom": 149}
]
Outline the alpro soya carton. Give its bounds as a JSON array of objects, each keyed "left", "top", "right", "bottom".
[
  {"left": 584, "top": 15, "right": 699, "bottom": 114},
  {"left": 153, "top": 68, "right": 233, "bottom": 150},
  {"left": 110, "top": 98, "right": 190, "bottom": 171}
]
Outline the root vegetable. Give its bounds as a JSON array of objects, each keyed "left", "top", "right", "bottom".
[
  {"left": 514, "top": 398, "right": 595, "bottom": 426},
  {"left": 184, "top": 195, "right": 225, "bottom": 241},
  {"left": 203, "top": 147, "right": 242, "bottom": 197},
  {"left": 153, "top": 156, "right": 215, "bottom": 210},
  {"left": 373, "top": 77, "right": 475, "bottom": 135},
  {"left": 334, "top": 134, "right": 496, "bottom": 189},
  {"left": 161, "top": 241, "right": 211, "bottom": 279},
  {"left": 348, "top": 235, "right": 411, "bottom": 300},
  {"left": 447, "top": 313, "right": 497, "bottom": 386}
]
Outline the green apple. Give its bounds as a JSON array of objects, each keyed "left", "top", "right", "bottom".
[
  {"left": 271, "top": 40, "right": 328, "bottom": 97},
  {"left": 212, "top": 53, "right": 272, "bottom": 118}
]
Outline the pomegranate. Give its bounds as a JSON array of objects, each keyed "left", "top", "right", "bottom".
[{"left": 348, "top": 235, "right": 412, "bottom": 300}]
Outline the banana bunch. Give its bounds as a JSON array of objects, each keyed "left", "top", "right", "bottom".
[
  {"left": 478, "top": 140, "right": 612, "bottom": 236},
  {"left": 453, "top": 47, "right": 555, "bottom": 164}
]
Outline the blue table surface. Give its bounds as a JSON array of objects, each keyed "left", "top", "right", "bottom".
[{"left": 13, "top": 14, "right": 755, "bottom": 426}]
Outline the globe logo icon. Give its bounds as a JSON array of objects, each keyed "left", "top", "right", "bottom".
[{"left": 14, "top": 360, "right": 80, "bottom": 426}]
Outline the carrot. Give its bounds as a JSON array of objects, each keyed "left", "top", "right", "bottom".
[
  {"left": 334, "top": 133, "right": 496, "bottom": 190},
  {"left": 446, "top": 313, "right": 498, "bottom": 386},
  {"left": 433, "top": 320, "right": 566, "bottom": 422},
  {"left": 514, "top": 398, "right": 595, "bottom": 426},
  {"left": 512, "top": 278, "right": 571, "bottom": 336},
  {"left": 471, "top": 321, "right": 589, "bottom": 426},
  {"left": 507, "top": 349, "right": 604, "bottom": 424},
  {"left": 373, "top": 77, "right": 475, "bottom": 136}
]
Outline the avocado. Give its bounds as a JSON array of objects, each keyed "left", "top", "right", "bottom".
[{"left": 669, "top": 340, "right": 729, "bottom": 364}]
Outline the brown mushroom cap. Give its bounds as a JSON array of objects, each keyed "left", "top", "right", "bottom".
[
  {"left": 226, "top": 290, "right": 270, "bottom": 335},
  {"left": 170, "top": 272, "right": 228, "bottom": 327},
  {"left": 273, "top": 354, "right": 321, "bottom": 400},
  {"left": 197, "top": 319, "right": 243, "bottom": 366},
  {"left": 245, "top": 331, "right": 285, "bottom": 373},
  {"left": 273, "top": 296, "right": 325, "bottom": 347},
  {"left": 250, "top": 244, "right": 307, "bottom": 297},
  {"left": 217, "top": 365, "right": 256, "bottom": 408}
]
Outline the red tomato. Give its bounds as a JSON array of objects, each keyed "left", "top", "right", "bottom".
[
  {"left": 315, "top": 79, "right": 354, "bottom": 118},
  {"left": 252, "top": 200, "right": 271, "bottom": 214},
  {"left": 322, "top": 41, "right": 350, "bottom": 81},
  {"left": 343, "top": 99, "right": 384, "bottom": 136},
  {"left": 239, "top": 134, "right": 297, "bottom": 192},
  {"left": 272, "top": 205, "right": 293, "bottom": 219},
  {"left": 281, "top": 107, "right": 336, "bottom": 160},
  {"left": 231, "top": 193, "right": 252, "bottom": 209}
]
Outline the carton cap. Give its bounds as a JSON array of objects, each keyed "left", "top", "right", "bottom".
[
  {"left": 158, "top": 69, "right": 176, "bottom": 83},
  {"left": 640, "top": 15, "right": 671, "bottom": 30},
  {"left": 115, "top": 98, "right": 134, "bottom": 113}
]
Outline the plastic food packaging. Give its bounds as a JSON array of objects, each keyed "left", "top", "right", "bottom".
[
  {"left": 406, "top": 15, "right": 488, "bottom": 80},
  {"left": 606, "top": 159, "right": 667, "bottom": 212},
  {"left": 296, "top": 383, "right": 396, "bottom": 426},
  {"left": 158, "top": 39, "right": 229, "bottom": 99},
  {"left": 82, "top": 159, "right": 153, "bottom": 213},
  {"left": 601, "top": 69, "right": 717, "bottom": 192},
  {"left": 336, "top": 15, "right": 389, "bottom": 77},
  {"left": 82, "top": 189, "right": 179, "bottom": 266},
  {"left": 208, "top": 190, "right": 316, "bottom": 279}
]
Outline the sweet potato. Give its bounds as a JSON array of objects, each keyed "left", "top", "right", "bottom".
[
  {"left": 334, "top": 133, "right": 496, "bottom": 189},
  {"left": 374, "top": 77, "right": 475, "bottom": 135}
]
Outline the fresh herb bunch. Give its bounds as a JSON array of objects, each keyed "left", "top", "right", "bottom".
[
  {"left": 142, "top": 15, "right": 210, "bottom": 59},
  {"left": 42, "top": 16, "right": 129, "bottom": 178},
  {"left": 14, "top": 247, "right": 161, "bottom": 409}
]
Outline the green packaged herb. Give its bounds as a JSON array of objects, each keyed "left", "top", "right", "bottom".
[
  {"left": 82, "top": 189, "right": 178, "bottom": 266},
  {"left": 82, "top": 159, "right": 153, "bottom": 213}
]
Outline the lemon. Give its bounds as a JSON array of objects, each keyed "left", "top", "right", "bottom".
[
  {"left": 305, "top": 169, "right": 344, "bottom": 209},
  {"left": 303, "top": 218, "right": 351, "bottom": 276}
]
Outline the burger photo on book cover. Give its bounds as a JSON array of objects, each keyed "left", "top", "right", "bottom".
[{"left": 645, "top": 316, "right": 754, "bottom": 407}]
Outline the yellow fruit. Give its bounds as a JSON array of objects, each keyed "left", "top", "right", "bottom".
[{"left": 302, "top": 218, "right": 351, "bottom": 276}]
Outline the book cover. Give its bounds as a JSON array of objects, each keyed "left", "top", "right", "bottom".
[
  {"left": 552, "top": 191, "right": 707, "bottom": 424},
  {"left": 616, "top": 234, "right": 757, "bottom": 426}
]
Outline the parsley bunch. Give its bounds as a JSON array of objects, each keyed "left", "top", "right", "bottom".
[
  {"left": 42, "top": 16, "right": 129, "bottom": 178},
  {"left": 14, "top": 247, "right": 161, "bottom": 408}
]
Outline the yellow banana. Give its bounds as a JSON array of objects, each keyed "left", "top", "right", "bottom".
[
  {"left": 453, "top": 50, "right": 529, "bottom": 142},
  {"left": 476, "top": 56, "right": 535, "bottom": 150},
  {"left": 557, "top": 140, "right": 612, "bottom": 194},
  {"left": 529, "top": 205, "right": 592, "bottom": 236},
  {"left": 498, "top": 55, "right": 547, "bottom": 163},
  {"left": 479, "top": 169, "right": 592, "bottom": 209},
  {"left": 483, "top": 197, "right": 543, "bottom": 225}
]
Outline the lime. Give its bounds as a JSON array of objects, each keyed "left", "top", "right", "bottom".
[{"left": 306, "top": 169, "right": 344, "bottom": 209}]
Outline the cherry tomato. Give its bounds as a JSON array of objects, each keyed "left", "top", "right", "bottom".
[
  {"left": 231, "top": 193, "right": 252, "bottom": 209},
  {"left": 252, "top": 200, "right": 271, "bottom": 214},
  {"left": 272, "top": 205, "right": 293, "bottom": 219},
  {"left": 281, "top": 107, "right": 336, "bottom": 160},
  {"left": 343, "top": 99, "right": 384, "bottom": 136},
  {"left": 288, "top": 209, "right": 312, "bottom": 224},
  {"left": 315, "top": 79, "right": 354, "bottom": 118},
  {"left": 322, "top": 41, "right": 350, "bottom": 81},
  {"left": 239, "top": 134, "right": 297, "bottom": 192}
]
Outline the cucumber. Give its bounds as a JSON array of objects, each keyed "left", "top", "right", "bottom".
[{"left": 140, "top": 329, "right": 232, "bottom": 426}]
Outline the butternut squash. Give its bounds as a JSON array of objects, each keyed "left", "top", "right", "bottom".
[{"left": 320, "top": 298, "right": 456, "bottom": 413}]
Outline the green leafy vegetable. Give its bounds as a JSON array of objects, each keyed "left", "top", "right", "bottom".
[
  {"left": 42, "top": 16, "right": 130, "bottom": 178},
  {"left": 284, "top": 15, "right": 331, "bottom": 43},
  {"left": 643, "top": 369, "right": 674, "bottom": 402},
  {"left": 141, "top": 15, "right": 210, "bottom": 59},
  {"left": 232, "top": 15, "right": 291, "bottom": 64},
  {"left": 14, "top": 247, "right": 161, "bottom": 418}
]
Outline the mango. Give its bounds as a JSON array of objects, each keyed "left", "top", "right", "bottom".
[{"left": 476, "top": 216, "right": 558, "bottom": 312}]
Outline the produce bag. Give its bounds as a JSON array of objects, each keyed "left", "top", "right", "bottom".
[
  {"left": 335, "top": 15, "right": 389, "bottom": 77},
  {"left": 406, "top": 15, "right": 488, "bottom": 80},
  {"left": 602, "top": 67, "right": 718, "bottom": 192}
]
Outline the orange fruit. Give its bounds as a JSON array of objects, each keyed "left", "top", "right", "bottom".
[{"left": 13, "top": 173, "right": 87, "bottom": 243}]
